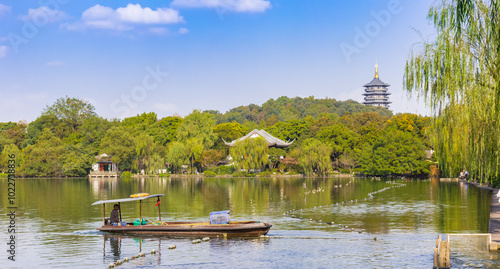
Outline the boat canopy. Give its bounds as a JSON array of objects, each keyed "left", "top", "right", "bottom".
[{"left": 91, "top": 194, "right": 165, "bottom": 205}]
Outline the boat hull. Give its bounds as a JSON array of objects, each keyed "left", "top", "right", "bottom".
[{"left": 97, "top": 221, "right": 272, "bottom": 237}]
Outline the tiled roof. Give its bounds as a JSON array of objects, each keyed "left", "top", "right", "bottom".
[
  {"left": 363, "top": 77, "right": 390, "bottom": 87},
  {"left": 223, "top": 129, "right": 294, "bottom": 148}
]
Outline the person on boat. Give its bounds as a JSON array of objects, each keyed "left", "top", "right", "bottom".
[{"left": 110, "top": 204, "right": 120, "bottom": 225}]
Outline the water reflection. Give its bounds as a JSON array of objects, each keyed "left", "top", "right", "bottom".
[{"left": 0, "top": 177, "right": 496, "bottom": 268}]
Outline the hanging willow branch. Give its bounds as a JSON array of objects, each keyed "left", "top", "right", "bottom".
[{"left": 404, "top": 0, "right": 500, "bottom": 183}]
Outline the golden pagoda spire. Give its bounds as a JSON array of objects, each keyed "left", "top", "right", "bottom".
[{"left": 374, "top": 59, "right": 379, "bottom": 78}]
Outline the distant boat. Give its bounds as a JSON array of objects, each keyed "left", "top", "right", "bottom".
[{"left": 92, "top": 194, "right": 272, "bottom": 237}]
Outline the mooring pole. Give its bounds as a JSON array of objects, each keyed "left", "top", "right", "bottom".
[
  {"left": 158, "top": 197, "right": 161, "bottom": 221},
  {"left": 118, "top": 202, "right": 122, "bottom": 222},
  {"left": 139, "top": 200, "right": 142, "bottom": 225},
  {"left": 103, "top": 203, "right": 106, "bottom": 225}
]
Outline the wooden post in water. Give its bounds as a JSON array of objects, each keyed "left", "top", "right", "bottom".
[
  {"left": 118, "top": 202, "right": 122, "bottom": 222},
  {"left": 139, "top": 200, "right": 142, "bottom": 226},
  {"left": 438, "top": 239, "right": 450, "bottom": 268},
  {"left": 103, "top": 204, "right": 106, "bottom": 225},
  {"left": 158, "top": 197, "right": 161, "bottom": 221},
  {"left": 433, "top": 235, "right": 440, "bottom": 268}
]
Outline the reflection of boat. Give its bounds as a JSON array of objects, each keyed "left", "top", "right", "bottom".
[{"left": 92, "top": 194, "right": 272, "bottom": 236}]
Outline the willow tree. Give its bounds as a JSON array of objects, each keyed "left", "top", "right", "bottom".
[
  {"left": 404, "top": 0, "right": 500, "bottom": 183},
  {"left": 230, "top": 137, "right": 268, "bottom": 172},
  {"left": 299, "top": 138, "right": 332, "bottom": 176},
  {"left": 177, "top": 110, "right": 217, "bottom": 173}
]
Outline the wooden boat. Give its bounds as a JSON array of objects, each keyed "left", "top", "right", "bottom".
[{"left": 92, "top": 194, "right": 272, "bottom": 236}]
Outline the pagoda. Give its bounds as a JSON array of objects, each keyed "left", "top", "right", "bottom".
[{"left": 362, "top": 62, "right": 391, "bottom": 109}]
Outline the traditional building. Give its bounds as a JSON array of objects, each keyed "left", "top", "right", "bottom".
[
  {"left": 223, "top": 129, "right": 294, "bottom": 148},
  {"left": 89, "top": 153, "right": 120, "bottom": 178},
  {"left": 362, "top": 62, "right": 391, "bottom": 109}
]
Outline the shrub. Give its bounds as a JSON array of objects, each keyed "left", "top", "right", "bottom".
[
  {"left": 259, "top": 171, "right": 272, "bottom": 177},
  {"left": 203, "top": 170, "right": 217, "bottom": 177},
  {"left": 121, "top": 171, "right": 131, "bottom": 179},
  {"left": 214, "top": 165, "right": 235, "bottom": 175},
  {"left": 339, "top": 168, "right": 351, "bottom": 174},
  {"left": 232, "top": 171, "right": 247, "bottom": 177},
  {"left": 158, "top": 173, "right": 170, "bottom": 177}
]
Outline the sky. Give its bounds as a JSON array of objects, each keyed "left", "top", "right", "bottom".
[{"left": 0, "top": 0, "right": 436, "bottom": 123}]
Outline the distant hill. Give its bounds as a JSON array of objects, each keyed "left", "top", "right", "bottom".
[{"left": 205, "top": 96, "right": 393, "bottom": 124}]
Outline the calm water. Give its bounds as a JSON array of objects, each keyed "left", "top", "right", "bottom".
[{"left": 0, "top": 177, "right": 496, "bottom": 268}]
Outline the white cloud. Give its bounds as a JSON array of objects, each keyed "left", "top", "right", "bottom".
[
  {"left": 154, "top": 102, "right": 177, "bottom": 112},
  {"left": 23, "top": 7, "right": 69, "bottom": 23},
  {"left": 178, "top": 27, "right": 189, "bottom": 34},
  {"left": 0, "top": 4, "right": 11, "bottom": 17},
  {"left": 149, "top": 27, "right": 169, "bottom": 35},
  {"left": 0, "top": 46, "right": 9, "bottom": 58},
  {"left": 75, "top": 4, "right": 184, "bottom": 31},
  {"left": 45, "top": 60, "right": 65, "bottom": 67},
  {"left": 172, "top": 0, "right": 271, "bottom": 12}
]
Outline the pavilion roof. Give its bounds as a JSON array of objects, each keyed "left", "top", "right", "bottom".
[
  {"left": 223, "top": 129, "right": 295, "bottom": 148},
  {"left": 95, "top": 153, "right": 113, "bottom": 163},
  {"left": 363, "top": 77, "right": 390, "bottom": 87}
]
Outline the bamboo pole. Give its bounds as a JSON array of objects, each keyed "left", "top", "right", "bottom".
[
  {"left": 118, "top": 202, "right": 122, "bottom": 222},
  {"left": 158, "top": 197, "right": 161, "bottom": 221}
]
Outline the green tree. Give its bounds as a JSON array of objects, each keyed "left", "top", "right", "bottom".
[
  {"left": 268, "top": 147, "right": 286, "bottom": 170},
  {"left": 230, "top": 137, "right": 269, "bottom": 171},
  {"left": 177, "top": 110, "right": 217, "bottom": 172},
  {"left": 61, "top": 143, "right": 93, "bottom": 176},
  {"left": 166, "top": 141, "right": 188, "bottom": 173},
  {"left": 42, "top": 96, "right": 97, "bottom": 133},
  {"left": 0, "top": 144, "right": 21, "bottom": 173},
  {"left": 156, "top": 116, "right": 183, "bottom": 146},
  {"left": 358, "top": 128, "right": 430, "bottom": 176},
  {"left": 200, "top": 149, "right": 226, "bottom": 170},
  {"left": 299, "top": 138, "right": 332, "bottom": 176},
  {"left": 316, "top": 123, "right": 358, "bottom": 165},
  {"left": 213, "top": 122, "right": 248, "bottom": 151},
  {"left": 135, "top": 133, "right": 156, "bottom": 173},
  {"left": 100, "top": 126, "right": 136, "bottom": 171},
  {"left": 18, "top": 129, "right": 65, "bottom": 177}
]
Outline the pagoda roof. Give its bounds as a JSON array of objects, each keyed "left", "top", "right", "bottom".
[
  {"left": 363, "top": 77, "right": 390, "bottom": 87},
  {"left": 223, "top": 129, "right": 295, "bottom": 148}
]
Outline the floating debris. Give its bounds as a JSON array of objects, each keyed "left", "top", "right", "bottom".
[
  {"left": 202, "top": 237, "right": 210, "bottom": 242},
  {"left": 151, "top": 249, "right": 157, "bottom": 254},
  {"left": 192, "top": 239, "right": 202, "bottom": 244},
  {"left": 168, "top": 245, "right": 176, "bottom": 249}
]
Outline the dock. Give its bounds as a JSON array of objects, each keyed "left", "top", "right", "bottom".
[
  {"left": 89, "top": 171, "right": 121, "bottom": 178},
  {"left": 490, "top": 189, "right": 500, "bottom": 249}
]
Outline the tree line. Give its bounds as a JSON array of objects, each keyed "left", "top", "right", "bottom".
[{"left": 0, "top": 96, "right": 432, "bottom": 177}]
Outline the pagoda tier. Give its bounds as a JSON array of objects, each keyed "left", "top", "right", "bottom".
[{"left": 362, "top": 63, "right": 391, "bottom": 109}]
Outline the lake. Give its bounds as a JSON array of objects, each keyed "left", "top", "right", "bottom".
[{"left": 0, "top": 176, "right": 497, "bottom": 268}]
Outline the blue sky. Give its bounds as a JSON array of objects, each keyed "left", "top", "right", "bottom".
[{"left": 0, "top": 0, "right": 436, "bottom": 122}]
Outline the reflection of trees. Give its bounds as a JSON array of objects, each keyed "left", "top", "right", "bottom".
[{"left": 2, "top": 177, "right": 491, "bottom": 235}]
